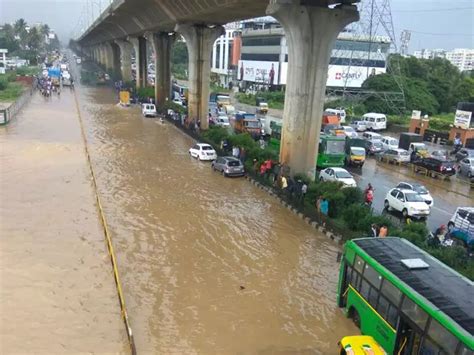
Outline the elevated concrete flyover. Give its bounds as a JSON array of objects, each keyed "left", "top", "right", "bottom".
[{"left": 78, "top": 0, "right": 359, "bottom": 180}]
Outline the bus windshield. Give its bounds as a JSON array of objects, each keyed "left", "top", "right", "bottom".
[{"left": 325, "top": 139, "right": 345, "bottom": 154}]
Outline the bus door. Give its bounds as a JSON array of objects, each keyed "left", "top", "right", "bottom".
[{"left": 395, "top": 316, "right": 423, "bottom": 355}]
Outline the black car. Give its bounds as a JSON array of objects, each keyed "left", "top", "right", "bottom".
[
  {"left": 455, "top": 148, "right": 474, "bottom": 162},
  {"left": 415, "top": 157, "right": 456, "bottom": 176}
]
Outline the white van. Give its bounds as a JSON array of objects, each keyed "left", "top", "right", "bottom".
[
  {"left": 363, "top": 113, "right": 387, "bottom": 131},
  {"left": 325, "top": 108, "right": 346, "bottom": 123},
  {"left": 142, "top": 103, "right": 157, "bottom": 117}
]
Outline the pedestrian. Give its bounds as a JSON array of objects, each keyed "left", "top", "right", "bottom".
[
  {"left": 253, "top": 159, "right": 259, "bottom": 174},
  {"left": 301, "top": 182, "right": 307, "bottom": 201},
  {"left": 364, "top": 183, "right": 374, "bottom": 206},
  {"left": 232, "top": 145, "right": 240, "bottom": 159},
  {"left": 320, "top": 198, "right": 329, "bottom": 217},
  {"left": 281, "top": 175, "right": 288, "bottom": 191},
  {"left": 371, "top": 224, "right": 378, "bottom": 238},
  {"left": 259, "top": 162, "right": 267, "bottom": 177},
  {"left": 240, "top": 147, "right": 246, "bottom": 163},
  {"left": 272, "top": 162, "right": 281, "bottom": 185},
  {"left": 316, "top": 195, "right": 323, "bottom": 214},
  {"left": 259, "top": 137, "right": 266, "bottom": 149},
  {"left": 379, "top": 224, "right": 388, "bottom": 238}
]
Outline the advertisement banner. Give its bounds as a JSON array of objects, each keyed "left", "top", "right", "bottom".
[
  {"left": 279, "top": 63, "right": 386, "bottom": 88},
  {"left": 238, "top": 60, "right": 279, "bottom": 84},
  {"left": 454, "top": 109, "right": 472, "bottom": 129},
  {"left": 411, "top": 110, "right": 421, "bottom": 120}
]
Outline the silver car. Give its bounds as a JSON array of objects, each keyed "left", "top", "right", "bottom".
[
  {"left": 459, "top": 157, "right": 474, "bottom": 178},
  {"left": 211, "top": 156, "right": 245, "bottom": 177},
  {"left": 381, "top": 148, "right": 410, "bottom": 163}
]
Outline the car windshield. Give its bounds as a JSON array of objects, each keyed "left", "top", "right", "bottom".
[
  {"left": 373, "top": 142, "right": 383, "bottom": 148},
  {"left": 405, "top": 193, "right": 424, "bottom": 202},
  {"left": 201, "top": 146, "right": 213, "bottom": 151},
  {"left": 219, "top": 118, "right": 229, "bottom": 123},
  {"left": 245, "top": 121, "right": 260, "bottom": 128},
  {"left": 351, "top": 147, "right": 365, "bottom": 155},
  {"left": 326, "top": 140, "right": 345, "bottom": 154},
  {"left": 227, "top": 161, "right": 241, "bottom": 167},
  {"left": 336, "top": 170, "right": 352, "bottom": 179},
  {"left": 345, "top": 127, "right": 354, "bottom": 132},
  {"left": 413, "top": 185, "right": 428, "bottom": 194}
]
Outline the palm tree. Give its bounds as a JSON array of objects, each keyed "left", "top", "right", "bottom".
[
  {"left": 14, "top": 18, "right": 27, "bottom": 34},
  {"left": 40, "top": 24, "right": 50, "bottom": 38}
]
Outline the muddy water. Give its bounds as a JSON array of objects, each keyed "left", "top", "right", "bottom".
[
  {"left": 75, "top": 85, "right": 357, "bottom": 354},
  {"left": 0, "top": 91, "right": 128, "bottom": 353}
]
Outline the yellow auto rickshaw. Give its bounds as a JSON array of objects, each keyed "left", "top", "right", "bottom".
[{"left": 338, "top": 336, "right": 387, "bottom": 355}]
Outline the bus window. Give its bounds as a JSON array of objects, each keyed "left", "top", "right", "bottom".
[
  {"left": 427, "top": 319, "right": 458, "bottom": 353},
  {"left": 458, "top": 344, "right": 473, "bottom": 355},
  {"left": 401, "top": 297, "right": 429, "bottom": 330},
  {"left": 363, "top": 264, "right": 382, "bottom": 289},
  {"left": 354, "top": 255, "right": 365, "bottom": 273},
  {"left": 381, "top": 279, "right": 401, "bottom": 306},
  {"left": 377, "top": 295, "right": 398, "bottom": 328}
]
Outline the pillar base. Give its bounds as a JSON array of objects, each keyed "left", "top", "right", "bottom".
[{"left": 150, "top": 32, "right": 175, "bottom": 108}]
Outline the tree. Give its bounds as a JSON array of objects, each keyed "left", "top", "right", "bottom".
[
  {"left": 14, "top": 18, "right": 27, "bottom": 34},
  {"left": 26, "top": 27, "right": 42, "bottom": 51},
  {"left": 0, "top": 24, "right": 20, "bottom": 52}
]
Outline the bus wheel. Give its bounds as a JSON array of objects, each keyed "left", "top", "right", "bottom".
[{"left": 350, "top": 308, "right": 361, "bottom": 329}]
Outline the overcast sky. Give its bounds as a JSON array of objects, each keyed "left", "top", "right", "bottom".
[{"left": 0, "top": 0, "right": 472, "bottom": 52}]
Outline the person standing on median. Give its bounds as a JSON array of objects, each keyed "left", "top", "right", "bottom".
[{"left": 320, "top": 198, "right": 329, "bottom": 217}]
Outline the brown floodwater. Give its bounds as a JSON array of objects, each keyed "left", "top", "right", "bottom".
[
  {"left": 74, "top": 81, "right": 358, "bottom": 354},
  {"left": 0, "top": 90, "right": 128, "bottom": 353}
]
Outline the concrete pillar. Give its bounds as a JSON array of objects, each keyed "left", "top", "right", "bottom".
[
  {"left": 98, "top": 45, "right": 106, "bottom": 68},
  {"left": 115, "top": 40, "right": 133, "bottom": 83},
  {"left": 175, "top": 24, "right": 224, "bottom": 130},
  {"left": 109, "top": 42, "right": 121, "bottom": 79},
  {"left": 150, "top": 32, "right": 175, "bottom": 107},
  {"left": 101, "top": 43, "right": 114, "bottom": 72},
  {"left": 128, "top": 36, "right": 148, "bottom": 88},
  {"left": 266, "top": 1, "right": 358, "bottom": 179}
]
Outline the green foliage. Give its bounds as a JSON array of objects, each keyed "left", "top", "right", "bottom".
[
  {"left": 342, "top": 204, "right": 372, "bottom": 230},
  {"left": 201, "top": 126, "right": 229, "bottom": 146},
  {"left": 398, "top": 222, "right": 429, "bottom": 247},
  {"left": 137, "top": 86, "right": 155, "bottom": 99},
  {"left": 236, "top": 91, "right": 285, "bottom": 110},
  {"left": 0, "top": 82, "right": 24, "bottom": 101},
  {"left": 0, "top": 76, "right": 8, "bottom": 90}
]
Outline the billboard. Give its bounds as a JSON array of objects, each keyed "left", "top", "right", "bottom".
[
  {"left": 279, "top": 63, "right": 386, "bottom": 88},
  {"left": 238, "top": 60, "right": 279, "bottom": 85},
  {"left": 454, "top": 110, "right": 472, "bottom": 129}
]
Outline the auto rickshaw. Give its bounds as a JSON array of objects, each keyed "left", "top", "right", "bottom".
[{"left": 338, "top": 336, "right": 386, "bottom": 355}]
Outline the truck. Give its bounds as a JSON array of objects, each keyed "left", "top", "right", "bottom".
[
  {"left": 216, "top": 94, "right": 231, "bottom": 108},
  {"left": 256, "top": 97, "right": 268, "bottom": 114},
  {"left": 399, "top": 133, "right": 429, "bottom": 161},
  {"left": 345, "top": 138, "right": 366, "bottom": 167},
  {"left": 234, "top": 112, "right": 262, "bottom": 138}
]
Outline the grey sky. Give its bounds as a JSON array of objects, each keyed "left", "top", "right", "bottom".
[{"left": 0, "top": 0, "right": 472, "bottom": 52}]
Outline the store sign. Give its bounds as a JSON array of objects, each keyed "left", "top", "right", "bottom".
[
  {"left": 238, "top": 60, "right": 279, "bottom": 84},
  {"left": 454, "top": 109, "right": 472, "bottom": 129},
  {"left": 411, "top": 110, "right": 421, "bottom": 120}
]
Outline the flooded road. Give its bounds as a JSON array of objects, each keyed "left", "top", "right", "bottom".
[
  {"left": 0, "top": 90, "right": 128, "bottom": 353},
  {"left": 75, "top": 81, "right": 357, "bottom": 353}
]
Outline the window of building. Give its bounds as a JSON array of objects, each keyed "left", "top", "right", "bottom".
[
  {"left": 401, "top": 297, "right": 429, "bottom": 330},
  {"left": 241, "top": 53, "right": 280, "bottom": 62},
  {"left": 242, "top": 37, "right": 281, "bottom": 47},
  {"left": 329, "top": 57, "right": 386, "bottom": 68}
]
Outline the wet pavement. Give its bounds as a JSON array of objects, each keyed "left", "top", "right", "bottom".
[
  {"left": 0, "top": 90, "right": 128, "bottom": 353},
  {"left": 71, "top": 65, "right": 358, "bottom": 352}
]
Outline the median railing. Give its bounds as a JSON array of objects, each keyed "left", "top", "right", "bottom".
[{"left": 0, "top": 78, "right": 37, "bottom": 125}]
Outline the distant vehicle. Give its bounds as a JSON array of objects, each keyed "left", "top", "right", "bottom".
[
  {"left": 362, "top": 131, "right": 382, "bottom": 141},
  {"left": 408, "top": 142, "right": 428, "bottom": 156},
  {"left": 338, "top": 336, "right": 386, "bottom": 355},
  {"left": 448, "top": 207, "right": 474, "bottom": 249},
  {"left": 350, "top": 120, "right": 367, "bottom": 132},
  {"left": 459, "top": 158, "right": 474, "bottom": 177},
  {"left": 172, "top": 98, "right": 184, "bottom": 106},
  {"left": 263, "top": 117, "right": 282, "bottom": 136},
  {"left": 396, "top": 182, "right": 433, "bottom": 206},
  {"left": 384, "top": 188, "right": 430, "bottom": 218},
  {"left": 345, "top": 138, "right": 366, "bottom": 167},
  {"left": 455, "top": 148, "right": 474, "bottom": 162},
  {"left": 216, "top": 94, "right": 231, "bottom": 107},
  {"left": 363, "top": 113, "right": 387, "bottom": 131},
  {"left": 430, "top": 150, "right": 449, "bottom": 160},
  {"left": 323, "top": 124, "right": 345, "bottom": 136},
  {"left": 215, "top": 116, "right": 230, "bottom": 127},
  {"left": 189, "top": 143, "right": 217, "bottom": 161},
  {"left": 223, "top": 104, "right": 235, "bottom": 116},
  {"left": 415, "top": 157, "right": 456, "bottom": 176},
  {"left": 365, "top": 140, "right": 384, "bottom": 155},
  {"left": 381, "top": 136, "right": 398, "bottom": 151},
  {"left": 380, "top": 148, "right": 410, "bottom": 164},
  {"left": 257, "top": 102, "right": 268, "bottom": 114},
  {"left": 319, "top": 167, "right": 357, "bottom": 187},
  {"left": 342, "top": 125, "right": 358, "bottom": 138},
  {"left": 317, "top": 134, "right": 346, "bottom": 168},
  {"left": 234, "top": 112, "right": 262, "bottom": 138},
  {"left": 398, "top": 132, "right": 422, "bottom": 151},
  {"left": 211, "top": 156, "right": 245, "bottom": 177},
  {"left": 325, "top": 108, "right": 346, "bottom": 123},
  {"left": 322, "top": 112, "right": 341, "bottom": 131},
  {"left": 142, "top": 103, "right": 157, "bottom": 117}
]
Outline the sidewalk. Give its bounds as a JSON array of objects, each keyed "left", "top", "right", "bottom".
[{"left": 0, "top": 90, "right": 128, "bottom": 353}]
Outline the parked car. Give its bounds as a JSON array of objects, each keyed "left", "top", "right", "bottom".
[
  {"left": 215, "top": 116, "right": 230, "bottom": 127},
  {"left": 384, "top": 188, "right": 431, "bottom": 219},
  {"left": 142, "top": 103, "right": 157, "bottom": 117},
  {"left": 342, "top": 125, "right": 358, "bottom": 138},
  {"left": 365, "top": 140, "right": 384, "bottom": 155},
  {"left": 415, "top": 157, "right": 456, "bottom": 176},
  {"left": 362, "top": 131, "right": 382, "bottom": 141},
  {"left": 319, "top": 167, "right": 356, "bottom": 187},
  {"left": 459, "top": 157, "right": 474, "bottom": 177},
  {"left": 455, "top": 148, "right": 474, "bottom": 162},
  {"left": 362, "top": 113, "right": 387, "bottom": 131},
  {"left": 380, "top": 148, "right": 410, "bottom": 163},
  {"left": 173, "top": 98, "right": 185, "bottom": 106},
  {"left": 381, "top": 136, "right": 399, "bottom": 151},
  {"left": 211, "top": 156, "right": 245, "bottom": 177},
  {"left": 430, "top": 150, "right": 449, "bottom": 160},
  {"left": 189, "top": 143, "right": 217, "bottom": 161},
  {"left": 350, "top": 120, "right": 367, "bottom": 132},
  {"left": 396, "top": 182, "right": 434, "bottom": 206}
]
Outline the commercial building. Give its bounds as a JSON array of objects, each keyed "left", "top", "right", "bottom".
[
  {"left": 412, "top": 48, "right": 473, "bottom": 72},
  {"left": 210, "top": 17, "right": 391, "bottom": 90},
  {"left": 413, "top": 49, "right": 446, "bottom": 60}
]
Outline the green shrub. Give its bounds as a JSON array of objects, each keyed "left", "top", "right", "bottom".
[
  {"left": 137, "top": 86, "right": 155, "bottom": 99},
  {"left": 0, "top": 76, "right": 8, "bottom": 90},
  {"left": 201, "top": 126, "right": 229, "bottom": 146},
  {"left": 342, "top": 204, "right": 371, "bottom": 230},
  {"left": 399, "top": 222, "right": 429, "bottom": 247},
  {"left": 342, "top": 187, "right": 364, "bottom": 206}
]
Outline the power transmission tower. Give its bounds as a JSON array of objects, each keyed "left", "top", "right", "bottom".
[{"left": 328, "top": 0, "right": 406, "bottom": 114}]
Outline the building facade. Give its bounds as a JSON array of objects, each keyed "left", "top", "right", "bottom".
[{"left": 412, "top": 48, "right": 473, "bottom": 72}]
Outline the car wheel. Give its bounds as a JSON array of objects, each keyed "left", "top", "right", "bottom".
[
  {"left": 402, "top": 209, "right": 408, "bottom": 218},
  {"left": 447, "top": 222, "right": 455, "bottom": 231},
  {"left": 384, "top": 200, "right": 390, "bottom": 210}
]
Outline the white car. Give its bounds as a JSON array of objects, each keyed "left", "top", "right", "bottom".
[
  {"left": 189, "top": 143, "right": 217, "bottom": 161},
  {"left": 215, "top": 116, "right": 230, "bottom": 127},
  {"left": 350, "top": 120, "right": 367, "bottom": 132},
  {"left": 142, "top": 103, "right": 157, "bottom": 117},
  {"left": 342, "top": 126, "right": 358, "bottom": 138},
  {"left": 172, "top": 98, "right": 184, "bottom": 106},
  {"left": 396, "top": 182, "right": 434, "bottom": 207},
  {"left": 319, "top": 167, "right": 357, "bottom": 187},
  {"left": 384, "top": 188, "right": 430, "bottom": 219},
  {"left": 362, "top": 131, "right": 382, "bottom": 141},
  {"left": 381, "top": 136, "right": 399, "bottom": 151}
]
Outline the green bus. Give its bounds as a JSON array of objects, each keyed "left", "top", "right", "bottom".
[
  {"left": 267, "top": 123, "right": 345, "bottom": 169},
  {"left": 337, "top": 237, "right": 474, "bottom": 354}
]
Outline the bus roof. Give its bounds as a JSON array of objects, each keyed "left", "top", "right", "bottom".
[{"left": 350, "top": 238, "right": 474, "bottom": 337}]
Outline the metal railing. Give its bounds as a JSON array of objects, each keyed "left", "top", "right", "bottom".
[{"left": 0, "top": 78, "right": 37, "bottom": 125}]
